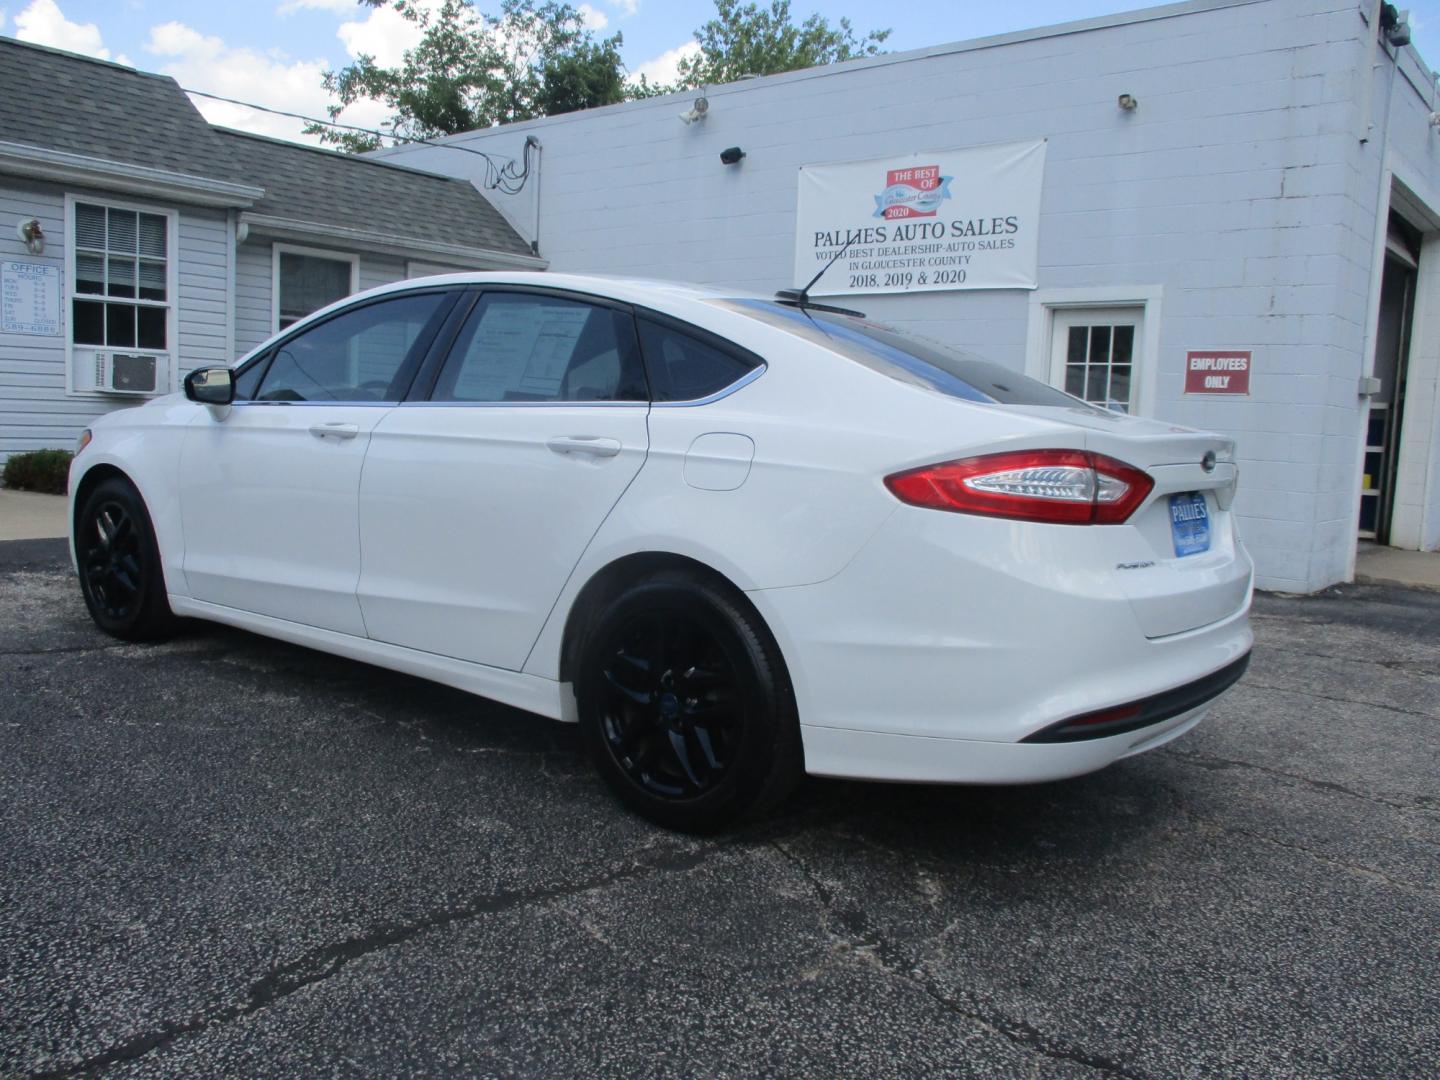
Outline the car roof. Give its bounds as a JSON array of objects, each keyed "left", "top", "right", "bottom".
[{"left": 355, "top": 271, "right": 754, "bottom": 309}]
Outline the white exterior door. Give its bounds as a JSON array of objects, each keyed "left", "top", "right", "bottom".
[
  {"left": 356, "top": 290, "right": 651, "bottom": 670},
  {"left": 179, "top": 289, "right": 456, "bottom": 634}
]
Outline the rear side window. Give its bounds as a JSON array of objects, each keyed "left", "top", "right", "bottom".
[
  {"left": 433, "top": 292, "right": 646, "bottom": 403},
  {"left": 714, "top": 298, "right": 1084, "bottom": 408},
  {"left": 636, "top": 317, "right": 761, "bottom": 402}
]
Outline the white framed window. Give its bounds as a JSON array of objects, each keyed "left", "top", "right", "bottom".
[
  {"left": 1051, "top": 307, "right": 1143, "bottom": 413},
  {"left": 65, "top": 194, "right": 178, "bottom": 397},
  {"left": 272, "top": 243, "right": 359, "bottom": 331},
  {"left": 1026, "top": 286, "right": 1162, "bottom": 417}
]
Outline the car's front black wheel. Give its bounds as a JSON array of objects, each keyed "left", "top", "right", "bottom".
[
  {"left": 576, "top": 572, "right": 802, "bottom": 832},
  {"left": 75, "top": 477, "right": 176, "bottom": 641}
]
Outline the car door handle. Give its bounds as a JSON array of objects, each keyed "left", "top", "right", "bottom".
[
  {"left": 547, "top": 435, "right": 622, "bottom": 458},
  {"left": 310, "top": 422, "right": 360, "bottom": 440}
]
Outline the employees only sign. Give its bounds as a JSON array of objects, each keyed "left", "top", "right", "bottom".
[
  {"left": 793, "top": 140, "right": 1046, "bottom": 297},
  {"left": 1185, "top": 351, "right": 1251, "bottom": 394}
]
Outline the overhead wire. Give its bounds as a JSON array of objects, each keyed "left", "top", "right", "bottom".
[{"left": 181, "top": 87, "right": 534, "bottom": 194}]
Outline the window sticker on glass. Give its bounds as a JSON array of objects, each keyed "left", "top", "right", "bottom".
[{"left": 452, "top": 300, "right": 593, "bottom": 401}]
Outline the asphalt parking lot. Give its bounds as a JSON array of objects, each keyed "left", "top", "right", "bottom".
[{"left": 1, "top": 538, "right": 1437, "bottom": 1079}]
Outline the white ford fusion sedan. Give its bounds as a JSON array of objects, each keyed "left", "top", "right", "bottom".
[{"left": 70, "top": 273, "right": 1252, "bottom": 830}]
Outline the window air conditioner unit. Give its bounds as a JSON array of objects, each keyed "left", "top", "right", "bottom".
[{"left": 94, "top": 352, "right": 159, "bottom": 395}]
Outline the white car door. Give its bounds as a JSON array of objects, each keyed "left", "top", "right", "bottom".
[
  {"left": 179, "top": 289, "right": 459, "bottom": 635},
  {"left": 356, "top": 288, "right": 650, "bottom": 670}
]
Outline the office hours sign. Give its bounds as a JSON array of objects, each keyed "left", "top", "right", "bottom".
[{"left": 793, "top": 140, "right": 1046, "bottom": 297}]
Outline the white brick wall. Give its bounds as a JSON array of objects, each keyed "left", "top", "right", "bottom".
[{"left": 378, "top": 0, "right": 1440, "bottom": 590}]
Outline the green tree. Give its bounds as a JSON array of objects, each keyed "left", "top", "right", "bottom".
[
  {"left": 673, "top": 0, "right": 889, "bottom": 89},
  {"left": 309, "top": 0, "right": 628, "bottom": 151}
]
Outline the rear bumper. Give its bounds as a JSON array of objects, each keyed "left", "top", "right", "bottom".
[
  {"left": 747, "top": 504, "right": 1253, "bottom": 782},
  {"left": 802, "top": 695, "right": 1218, "bottom": 784}
]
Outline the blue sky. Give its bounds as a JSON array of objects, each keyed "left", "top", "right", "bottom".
[{"left": 3, "top": 0, "right": 1440, "bottom": 144}]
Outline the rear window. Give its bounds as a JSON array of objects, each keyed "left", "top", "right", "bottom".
[{"left": 714, "top": 298, "right": 1084, "bottom": 407}]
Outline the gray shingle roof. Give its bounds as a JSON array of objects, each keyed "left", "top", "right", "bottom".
[
  {"left": 0, "top": 35, "right": 530, "bottom": 258},
  {"left": 0, "top": 36, "right": 226, "bottom": 176},
  {"left": 213, "top": 128, "right": 530, "bottom": 257}
]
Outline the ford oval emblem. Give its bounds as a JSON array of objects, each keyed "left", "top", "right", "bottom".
[{"left": 1201, "top": 451, "right": 1217, "bottom": 473}]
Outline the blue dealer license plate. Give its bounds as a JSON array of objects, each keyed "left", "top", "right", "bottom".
[{"left": 1169, "top": 492, "right": 1210, "bottom": 557}]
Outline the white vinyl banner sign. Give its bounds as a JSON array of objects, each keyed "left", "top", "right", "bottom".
[{"left": 793, "top": 140, "right": 1046, "bottom": 296}]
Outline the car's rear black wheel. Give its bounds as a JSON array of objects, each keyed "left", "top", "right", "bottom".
[
  {"left": 576, "top": 572, "right": 802, "bottom": 832},
  {"left": 75, "top": 477, "right": 176, "bottom": 641}
]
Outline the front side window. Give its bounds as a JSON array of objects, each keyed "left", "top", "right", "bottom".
[
  {"left": 277, "top": 250, "right": 355, "bottom": 330},
  {"left": 252, "top": 292, "right": 450, "bottom": 402},
  {"left": 433, "top": 293, "right": 646, "bottom": 403},
  {"left": 72, "top": 201, "right": 169, "bottom": 351}
]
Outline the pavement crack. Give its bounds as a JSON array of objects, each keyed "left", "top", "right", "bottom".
[
  {"left": 29, "top": 842, "right": 717, "bottom": 1079},
  {"left": 768, "top": 839, "right": 1152, "bottom": 1079},
  {"left": 1161, "top": 748, "right": 1438, "bottom": 816},
  {"left": 1242, "top": 679, "right": 1438, "bottom": 722}
]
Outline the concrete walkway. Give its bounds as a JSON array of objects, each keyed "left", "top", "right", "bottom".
[
  {"left": 0, "top": 489, "right": 68, "bottom": 541},
  {"left": 1354, "top": 543, "right": 1440, "bottom": 591}
]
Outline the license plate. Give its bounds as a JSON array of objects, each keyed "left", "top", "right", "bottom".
[{"left": 1169, "top": 492, "right": 1210, "bottom": 557}]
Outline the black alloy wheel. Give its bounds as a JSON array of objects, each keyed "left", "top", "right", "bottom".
[
  {"left": 80, "top": 500, "right": 143, "bottom": 622},
  {"left": 577, "top": 572, "right": 802, "bottom": 832},
  {"left": 599, "top": 611, "right": 742, "bottom": 799},
  {"left": 75, "top": 477, "right": 175, "bottom": 641}
]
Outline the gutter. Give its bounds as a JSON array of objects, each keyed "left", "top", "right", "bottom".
[
  {"left": 0, "top": 140, "right": 263, "bottom": 208},
  {"left": 238, "top": 212, "right": 548, "bottom": 270}
]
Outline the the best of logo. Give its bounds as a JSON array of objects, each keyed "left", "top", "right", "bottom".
[{"left": 873, "top": 165, "right": 953, "bottom": 220}]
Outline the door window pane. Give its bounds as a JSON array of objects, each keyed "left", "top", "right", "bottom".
[
  {"left": 1060, "top": 316, "right": 1140, "bottom": 413},
  {"left": 435, "top": 294, "right": 645, "bottom": 403},
  {"left": 254, "top": 292, "right": 448, "bottom": 402},
  {"left": 278, "top": 252, "right": 353, "bottom": 329}
]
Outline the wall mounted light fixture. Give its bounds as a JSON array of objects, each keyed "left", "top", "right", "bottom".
[
  {"left": 15, "top": 218, "right": 44, "bottom": 255},
  {"left": 680, "top": 97, "right": 709, "bottom": 125},
  {"left": 1117, "top": 93, "right": 1138, "bottom": 111}
]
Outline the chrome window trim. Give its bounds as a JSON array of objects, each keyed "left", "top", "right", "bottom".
[
  {"left": 399, "top": 399, "right": 651, "bottom": 409},
  {"left": 229, "top": 399, "right": 395, "bottom": 408},
  {"left": 651, "top": 362, "right": 767, "bottom": 406},
  {"left": 392, "top": 363, "right": 766, "bottom": 408}
]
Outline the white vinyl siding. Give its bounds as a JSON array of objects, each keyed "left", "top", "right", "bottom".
[
  {"left": 234, "top": 242, "right": 273, "bottom": 358},
  {"left": 0, "top": 180, "right": 230, "bottom": 462}
]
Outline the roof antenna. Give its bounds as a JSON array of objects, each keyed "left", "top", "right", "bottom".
[{"left": 775, "top": 236, "right": 866, "bottom": 317}]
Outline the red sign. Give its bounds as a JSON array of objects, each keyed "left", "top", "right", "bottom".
[
  {"left": 1185, "top": 350, "right": 1251, "bottom": 394},
  {"left": 881, "top": 165, "right": 942, "bottom": 219}
]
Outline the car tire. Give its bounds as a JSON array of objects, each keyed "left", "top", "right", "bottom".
[
  {"left": 75, "top": 477, "right": 177, "bottom": 642},
  {"left": 576, "top": 571, "right": 803, "bottom": 832}
]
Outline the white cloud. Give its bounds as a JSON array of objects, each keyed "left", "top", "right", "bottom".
[
  {"left": 276, "top": 0, "right": 360, "bottom": 14},
  {"left": 145, "top": 20, "right": 389, "bottom": 146},
  {"left": 14, "top": 0, "right": 117, "bottom": 61},
  {"left": 577, "top": 3, "right": 607, "bottom": 31},
  {"left": 606, "top": 0, "right": 638, "bottom": 15},
  {"left": 336, "top": 0, "right": 437, "bottom": 67},
  {"left": 629, "top": 39, "right": 698, "bottom": 87}
]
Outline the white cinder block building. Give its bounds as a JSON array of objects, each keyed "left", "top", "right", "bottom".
[{"left": 376, "top": 0, "right": 1440, "bottom": 593}]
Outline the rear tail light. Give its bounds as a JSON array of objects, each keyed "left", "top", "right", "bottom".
[{"left": 884, "top": 449, "right": 1154, "bottom": 525}]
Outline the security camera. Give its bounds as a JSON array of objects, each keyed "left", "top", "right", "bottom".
[
  {"left": 680, "top": 96, "right": 709, "bottom": 125},
  {"left": 720, "top": 146, "right": 745, "bottom": 165}
]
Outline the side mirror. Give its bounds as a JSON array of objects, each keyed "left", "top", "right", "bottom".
[{"left": 184, "top": 366, "right": 235, "bottom": 406}]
